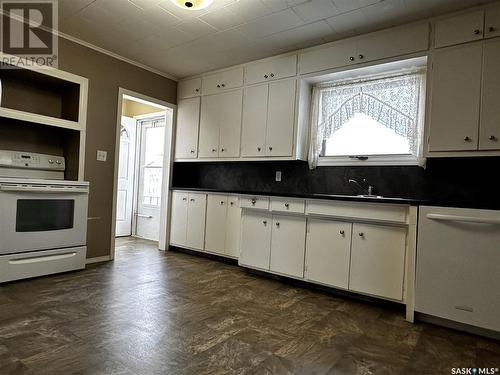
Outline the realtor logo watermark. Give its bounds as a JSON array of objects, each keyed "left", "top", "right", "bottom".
[{"left": 0, "top": 0, "right": 58, "bottom": 68}]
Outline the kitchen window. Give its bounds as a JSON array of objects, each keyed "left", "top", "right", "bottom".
[{"left": 308, "top": 66, "right": 426, "bottom": 168}]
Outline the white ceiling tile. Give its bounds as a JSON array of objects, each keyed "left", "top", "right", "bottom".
[
  {"left": 175, "top": 19, "right": 218, "bottom": 40},
  {"left": 127, "top": 0, "right": 162, "bottom": 11},
  {"left": 199, "top": 7, "right": 240, "bottom": 31},
  {"left": 292, "top": 0, "right": 340, "bottom": 23},
  {"left": 326, "top": 8, "right": 368, "bottom": 33},
  {"left": 261, "top": 0, "right": 309, "bottom": 12},
  {"left": 261, "top": 20, "right": 333, "bottom": 49},
  {"left": 332, "top": 0, "right": 383, "bottom": 14},
  {"left": 237, "top": 8, "right": 304, "bottom": 39},
  {"left": 224, "top": 0, "right": 273, "bottom": 23}
]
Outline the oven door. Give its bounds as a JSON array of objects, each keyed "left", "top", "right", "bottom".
[{"left": 0, "top": 185, "right": 89, "bottom": 254}]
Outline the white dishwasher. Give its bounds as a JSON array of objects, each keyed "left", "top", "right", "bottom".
[{"left": 416, "top": 206, "right": 500, "bottom": 332}]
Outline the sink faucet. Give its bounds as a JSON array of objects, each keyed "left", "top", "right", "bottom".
[{"left": 348, "top": 178, "right": 375, "bottom": 196}]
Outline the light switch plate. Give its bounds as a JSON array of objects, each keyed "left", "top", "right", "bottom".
[
  {"left": 275, "top": 171, "right": 282, "bottom": 182},
  {"left": 97, "top": 150, "right": 107, "bottom": 162}
]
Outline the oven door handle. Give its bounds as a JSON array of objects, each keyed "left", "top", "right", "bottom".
[{"left": 0, "top": 186, "right": 89, "bottom": 194}]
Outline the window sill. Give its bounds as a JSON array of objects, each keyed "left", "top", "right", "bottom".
[{"left": 317, "top": 156, "right": 426, "bottom": 167}]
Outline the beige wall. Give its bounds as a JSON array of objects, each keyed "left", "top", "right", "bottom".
[
  {"left": 122, "top": 99, "right": 162, "bottom": 117},
  {"left": 57, "top": 38, "right": 177, "bottom": 259}
]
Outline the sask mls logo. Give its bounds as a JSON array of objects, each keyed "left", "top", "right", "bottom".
[{"left": 0, "top": 0, "right": 58, "bottom": 68}]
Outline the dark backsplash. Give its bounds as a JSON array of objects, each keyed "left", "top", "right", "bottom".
[{"left": 172, "top": 157, "right": 500, "bottom": 209}]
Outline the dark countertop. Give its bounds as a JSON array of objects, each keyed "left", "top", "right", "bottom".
[{"left": 170, "top": 187, "right": 427, "bottom": 206}]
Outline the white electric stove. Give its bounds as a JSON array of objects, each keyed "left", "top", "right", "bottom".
[{"left": 0, "top": 150, "right": 89, "bottom": 283}]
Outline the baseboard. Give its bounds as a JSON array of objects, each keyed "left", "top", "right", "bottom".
[{"left": 85, "top": 255, "right": 111, "bottom": 264}]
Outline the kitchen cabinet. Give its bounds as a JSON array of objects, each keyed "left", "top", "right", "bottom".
[
  {"left": 199, "top": 89, "right": 243, "bottom": 158},
  {"left": 299, "top": 23, "right": 429, "bottom": 75},
  {"left": 479, "top": 39, "right": 500, "bottom": 150},
  {"left": 245, "top": 55, "right": 297, "bottom": 85},
  {"left": 305, "top": 219, "right": 352, "bottom": 289},
  {"left": 485, "top": 3, "right": 500, "bottom": 39},
  {"left": 202, "top": 67, "right": 244, "bottom": 96},
  {"left": 434, "top": 10, "right": 484, "bottom": 48},
  {"left": 225, "top": 197, "right": 241, "bottom": 258},
  {"left": 269, "top": 215, "right": 306, "bottom": 278},
  {"left": 205, "top": 194, "right": 241, "bottom": 257},
  {"left": 239, "top": 210, "right": 272, "bottom": 270},
  {"left": 178, "top": 78, "right": 201, "bottom": 99},
  {"left": 241, "top": 79, "right": 296, "bottom": 157},
  {"left": 349, "top": 223, "right": 407, "bottom": 301},
  {"left": 170, "top": 192, "right": 206, "bottom": 250},
  {"left": 416, "top": 206, "right": 500, "bottom": 332},
  {"left": 175, "top": 97, "right": 200, "bottom": 159},
  {"left": 428, "top": 43, "right": 483, "bottom": 152}
]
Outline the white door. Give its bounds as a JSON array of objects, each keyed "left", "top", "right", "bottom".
[
  {"left": 428, "top": 43, "right": 483, "bottom": 151},
  {"left": 224, "top": 197, "right": 241, "bottom": 258},
  {"left": 305, "top": 219, "right": 352, "bottom": 289},
  {"left": 241, "top": 85, "right": 268, "bottom": 157},
  {"left": 266, "top": 80, "right": 296, "bottom": 157},
  {"left": 239, "top": 210, "right": 272, "bottom": 270},
  {"left": 479, "top": 39, "right": 500, "bottom": 150},
  {"left": 218, "top": 89, "right": 243, "bottom": 158},
  {"left": 199, "top": 94, "right": 220, "bottom": 158},
  {"left": 349, "top": 223, "right": 407, "bottom": 301},
  {"left": 175, "top": 97, "right": 200, "bottom": 159},
  {"left": 269, "top": 214, "right": 306, "bottom": 278},
  {"left": 186, "top": 193, "right": 207, "bottom": 250},
  {"left": 135, "top": 117, "right": 166, "bottom": 241},
  {"left": 115, "top": 116, "right": 136, "bottom": 237},
  {"left": 169, "top": 192, "right": 188, "bottom": 246},
  {"left": 205, "top": 194, "right": 227, "bottom": 254}
]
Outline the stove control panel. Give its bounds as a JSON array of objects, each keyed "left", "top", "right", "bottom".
[{"left": 0, "top": 150, "right": 66, "bottom": 171}]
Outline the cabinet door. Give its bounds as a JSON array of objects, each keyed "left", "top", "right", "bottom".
[
  {"left": 349, "top": 223, "right": 407, "bottom": 301},
  {"left": 434, "top": 10, "right": 484, "bottom": 48},
  {"left": 205, "top": 194, "right": 227, "bottom": 254},
  {"left": 485, "top": 3, "right": 500, "bottom": 39},
  {"left": 225, "top": 197, "right": 241, "bottom": 258},
  {"left": 202, "top": 67, "right": 244, "bottom": 95},
  {"left": 239, "top": 210, "right": 272, "bottom": 270},
  {"left": 199, "top": 94, "right": 220, "bottom": 158},
  {"left": 218, "top": 89, "right": 243, "bottom": 158},
  {"left": 479, "top": 39, "right": 500, "bottom": 150},
  {"left": 241, "top": 84, "right": 268, "bottom": 157},
  {"left": 269, "top": 215, "right": 306, "bottom": 278},
  {"left": 186, "top": 193, "right": 207, "bottom": 250},
  {"left": 266, "top": 80, "right": 296, "bottom": 157},
  {"left": 178, "top": 78, "right": 201, "bottom": 99},
  {"left": 245, "top": 55, "right": 297, "bottom": 85},
  {"left": 170, "top": 192, "right": 188, "bottom": 246},
  {"left": 428, "top": 43, "right": 482, "bottom": 152},
  {"left": 175, "top": 97, "right": 200, "bottom": 159},
  {"left": 305, "top": 219, "right": 352, "bottom": 289},
  {"left": 299, "top": 38, "right": 358, "bottom": 74}
]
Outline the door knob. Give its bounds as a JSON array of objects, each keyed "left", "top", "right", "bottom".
[
  {"left": 474, "top": 29, "right": 481, "bottom": 35},
  {"left": 349, "top": 56, "right": 355, "bottom": 61},
  {"left": 358, "top": 54, "right": 364, "bottom": 59},
  {"left": 340, "top": 230, "right": 345, "bottom": 235},
  {"left": 489, "top": 135, "right": 497, "bottom": 141}
]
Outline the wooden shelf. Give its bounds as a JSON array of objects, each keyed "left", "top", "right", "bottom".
[{"left": 0, "top": 107, "right": 82, "bottom": 131}]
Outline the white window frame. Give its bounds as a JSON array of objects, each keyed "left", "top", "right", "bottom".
[{"left": 310, "top": 58, "right": 428, "bottom": 168}]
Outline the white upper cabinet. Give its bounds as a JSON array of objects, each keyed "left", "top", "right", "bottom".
[
  {"left": 175, "top": 97, "right": 200, "bottom": 159},
  {"left": 434, "top": 10, "right": 484, "bottom": 48},
  {"left": 485, "top": 3, "right": 500, "bottom": 38},
  {"left": 202, "top": 67, "right": 244, "bottom": 96},
  {"left": 299, "top": 23, "right": 429, "bottom": 75},
  {"left": 199, "top": 93, "right": 221, "bottom": 158},
  {"left": 178, "top": 78, "right": 201, "bottom": 99},
  {"left": 244, "top": 55, "right": 297, "bottom": 85},
  {"left": 479, "top": 39, "right": 500, "bottom": 151},
  {"left": 241, "top": 84, "right": 268, "bottom": 157},
  {"left": 428, "top": 43, "right": 483, "bottom": 152}
]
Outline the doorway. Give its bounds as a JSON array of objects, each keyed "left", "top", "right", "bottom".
[{"left": 112, "top": 90, "right": 175, "bottom": 254}]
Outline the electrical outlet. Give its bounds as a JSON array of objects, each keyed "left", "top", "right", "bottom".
[
  {"left": 275, "top": 171, "right": 282, "bottom": 182},
  {"left": 97, "top": 150, "right": 107, "bottom": 162}
]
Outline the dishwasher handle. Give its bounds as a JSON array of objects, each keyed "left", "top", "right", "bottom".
[{"left": 427, "top": 213, "right": 500, "bottom": 225}]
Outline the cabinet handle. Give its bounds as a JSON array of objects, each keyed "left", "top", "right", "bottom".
[
  {"left": 182, "top": 197, "right": 187, "bottom": 201},
  {"left": 474, "top": 29, "right": 481, "bottom": 35},
  {"left": 264, "top": 74, "right": 268, "bottom": 79},
  {"left": 263, "top": 220, "right": 267, "bottom": 226},
  {"left": 340, "top": 230, "right": 345, "bottom": 235},
  {"left": 190, "top": 198, "right": 195, "bottom": 202},
  {"left": 257, "top": 147, "right": 261, "bottom": 152},
  {"left": 251, "top": 199, "right": 256, "bottom": 205},
  {"left": 349, "top": 56, "right": 355, "bottom": 61},
  {"left": 190, "top": 149, "right": 195, "bottom": 154},
  {"left": 195, "top": 88, "right": 200, "bottom": 92},
  {"left": 230, "top": 202, "right": 234, "bottom": 206},
  {"left": 276, "top": 222, "right": 280, "bottom": 227},
  {"left": 284, "top": 203, "right": 290, "bottom": 208},
  {"left": 464, "top": 136, "right": 471, "bottom": 142},
  {"left": 489, "top": 26, "right": 496, "bottom": 33},
  {"left": 221, "top": 83, "right": 226, "bottom": 88},
  {"left": 270, "top": 73, "right": 274, "bottom": 78},
  {"left": 269, "top": 146, "right": 273, "bottom": 151},
  {"left": 221, "top": 148, "right": 225, "bottom": 152},
  {"left": 217, "top": 84, "right": 221, "bottom": 88},
  {"left": 212, "top": 148, "right": 217, "bottom": 152},
  {"left": 489, "top": 135, "right": 497, "bottom": 141},
  {"left": 358, "top": 232, "right": 364, "bottom": 237},
  {"left": 358, "top": 54, "right": 364, "bottom": 59},
  {"left": 220, "top": 201, "right": 225, "bottom": 205}
]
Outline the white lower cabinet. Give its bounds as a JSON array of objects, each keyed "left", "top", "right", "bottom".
[
  {"left": 170, "top": 192, "right": 207, "bottom": 250},
  {"left": 205, "top": 194, "right": 241, "bottom": 257},
  {"left": 305, "top": 219, "right": 352, "bottom": 289},
  {"left": 239, "top": 210, "right": 272, "bottom": 270},
  {"left": 225, "top": 197, "right": 241, "bottom": 258},
  {"left": 269, "top": 215, "right": 306, "bottom": 278},
  {"left": 349, "top": 223, "right": 407, "bottom": 301},
  {"left": 170, "top": 192, "right": 188, "bottom": 245}
]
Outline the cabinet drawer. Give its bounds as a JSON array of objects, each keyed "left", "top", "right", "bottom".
[
  {"left": 306, "top": 200, "right": 408, "bottom": 224},
  {"left": 270, "top": 197, "right": 305, "bottom": 214},
  {"left": 434, "top": 10, "right": 484, "bottom": 48},
  {"left": 240, "top": 196, "right": 269, "bottom": 210},
  {"left": 245, "top": 55, "right": 297, "bottom": 85},
  {"left": 178, "top": 78, "right": 201, "bottom": 99},
  {"left": 202, "top": 68, "right": 244, "bottom": 95}
]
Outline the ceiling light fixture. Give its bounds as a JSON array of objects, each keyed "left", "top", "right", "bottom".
[{"left": 170, "top": 0, "right": 213, "bottom": 10}]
